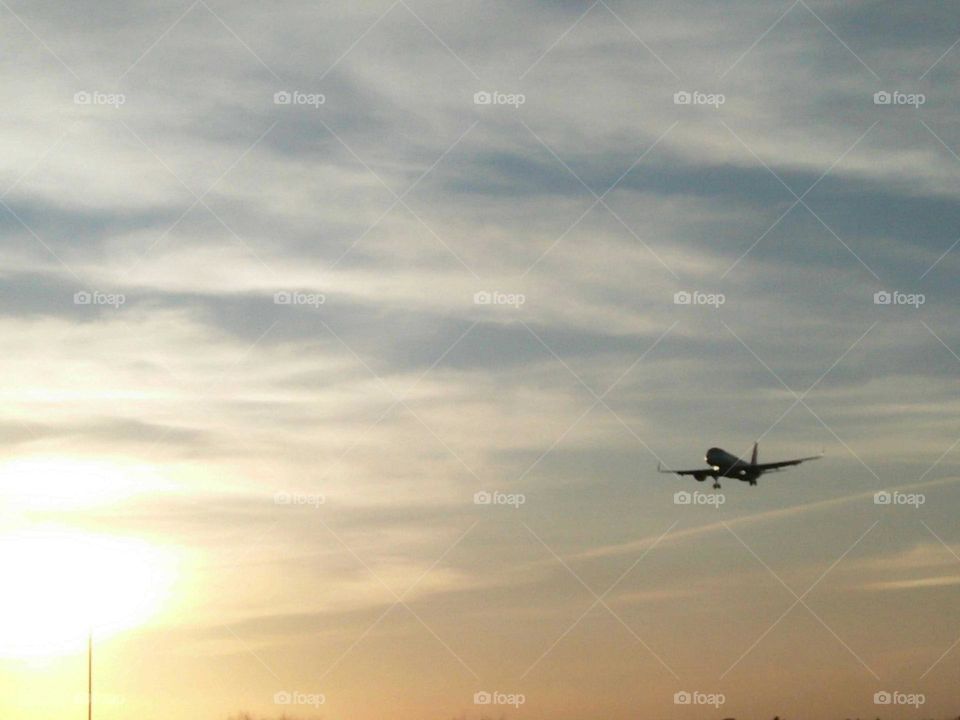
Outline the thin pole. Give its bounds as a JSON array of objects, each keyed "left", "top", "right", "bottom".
[{"left": 87, "top": 628, "right": 92, "bottom": 720}]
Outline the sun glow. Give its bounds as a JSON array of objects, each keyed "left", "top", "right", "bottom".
[
  {"left": 0, "top": 455, "right": 183, "bottom": 657},
  {"left": 0, "top": 456, "right": 173, "bottom": 512},
  {"left": 0, "top": 527, "right": 178, "bottom": 658},
  {"left": 0, "top": 455, "right": 181, "bottom": 656}
]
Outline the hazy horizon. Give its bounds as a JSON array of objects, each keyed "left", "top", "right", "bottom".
[{"left": 1, "top": 1, "right": 960, "bottom": 719}]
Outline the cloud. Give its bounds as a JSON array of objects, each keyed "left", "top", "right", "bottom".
[
  {"left": 4, "top": 2, "right": 960, "bottom": 718},
  {"left": 862, "top": 575, "right": 960, "bottom": 591}
]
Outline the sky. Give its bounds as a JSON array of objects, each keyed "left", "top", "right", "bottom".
[{"left": 1, "top": 1, "right": 959, "bottom": 719}]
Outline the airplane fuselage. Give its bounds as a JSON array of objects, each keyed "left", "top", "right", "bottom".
[{"left": 705, "top": 447, "right": 760, "bottom": 483}]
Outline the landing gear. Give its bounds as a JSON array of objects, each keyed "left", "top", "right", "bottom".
[{"left": 713, "top": 481, "right": 722, "bottom": 490}]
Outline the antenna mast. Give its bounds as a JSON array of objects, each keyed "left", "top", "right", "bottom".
[{"left": 87, "top": 628, "right": 92, "bottom": 720}]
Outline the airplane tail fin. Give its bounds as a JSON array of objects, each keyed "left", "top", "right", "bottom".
[{"left": 751, "top": 442, "right": 759, "bottom": 465}]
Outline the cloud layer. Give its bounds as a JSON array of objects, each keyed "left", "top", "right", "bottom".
[{"left": 2, "top": 2, "right": 960, "bottom": 719}]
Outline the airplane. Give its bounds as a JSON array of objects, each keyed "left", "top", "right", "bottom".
[{"left": 657, "top": 443, "right": 822, "bottom": 489}]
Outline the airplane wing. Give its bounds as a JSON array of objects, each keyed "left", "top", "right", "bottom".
[
  {"left": 752, "top": 453, "right": 823, "bottom": 472},
  {"left": 657, "top": 463, "right": 718, "bottom": 479}
]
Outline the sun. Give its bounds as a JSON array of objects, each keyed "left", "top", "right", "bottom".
[
  {"left": 0, "top": 527, "right": 177, "bottom": 657},
  {"left": 0, "top": 528, "right": 178, "bottom": 658},
  {"left": 0, "top": 456, "right": 181, "bottom": 658}
]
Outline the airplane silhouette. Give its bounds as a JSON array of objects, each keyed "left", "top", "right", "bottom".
[{"left": 658, "top": 443, "right": 822, "bottom": 489}]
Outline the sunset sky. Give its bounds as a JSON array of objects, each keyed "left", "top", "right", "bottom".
[{"left": 1, "top": 2, "right": 960, "bottom": 719}]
